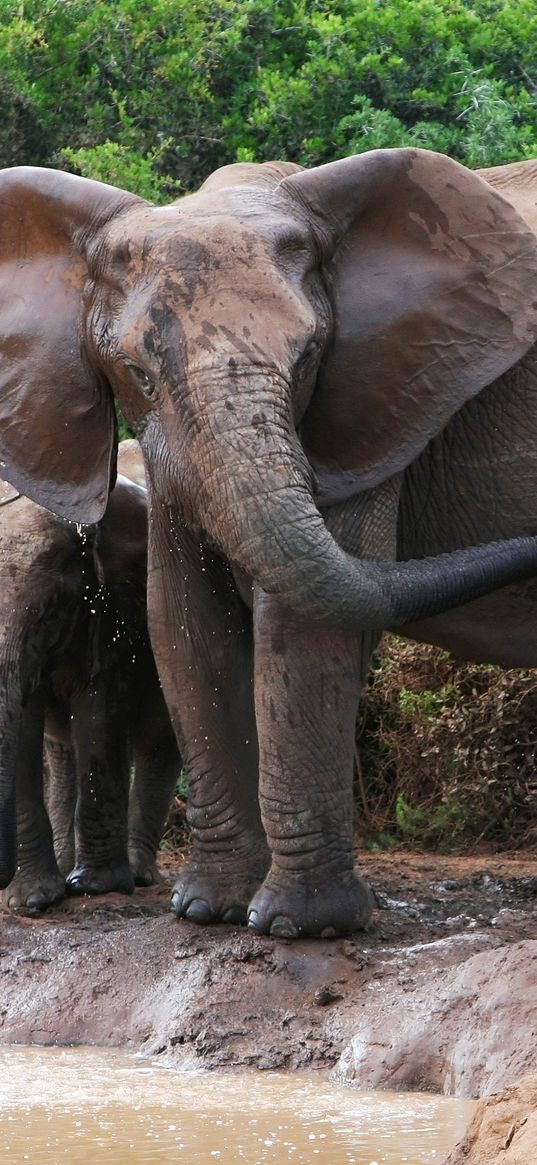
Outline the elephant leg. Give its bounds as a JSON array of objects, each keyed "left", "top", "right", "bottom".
[
  {"left": 246, "top": 598, "right": 374, "bottom": 937},
  {"left": 43, "top": 735, "right": 76, "bottom": 877},
  {"left": 128, "top": 659, "right": 181, "bottom": 886},
  {"left": 66, "top": 680, "right": 134, "bottom": 896},
  {"left": 247, "top": 481, "right": 399, "bottom": 938},
  {"left": 0, "top": 662, "right": 22, "bottom": 889},
  {"left": 3, "top": 692, "right": 65, "bottom": 910},
  {"left": 147, "top": 512, "right": 269, "bottom": 924}
]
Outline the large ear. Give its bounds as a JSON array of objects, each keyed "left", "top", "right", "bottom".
[
  {"left": 477, "top": 159, "right": 537, "bottom": 234},
  {"left": 281, "top": 149, "right": 537, "bottom": 490},
  {"left": 0, "top": 167, "right": 144, "bottom": 521}
]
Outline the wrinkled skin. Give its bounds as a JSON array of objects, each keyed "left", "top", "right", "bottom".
[
  {"left": 401, "top": 161, "right": 537, "bottom": 666},
  {"left": 2, "top": 150, "right": 537, "bottom": 935},
  {"left": 0, "top": 441, "right": 179, "bottom": 910}
]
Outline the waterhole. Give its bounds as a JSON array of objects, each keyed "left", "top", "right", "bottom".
[{"left": 0, "top": 1046, "right": 474, "bottom": 1164}]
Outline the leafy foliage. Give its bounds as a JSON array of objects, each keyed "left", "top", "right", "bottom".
[
  {"left": 1, "top": 1, "right": 537, "bottom": 195},
  {"left": 357, "top": 637, "right": 537, "bottom": 851}
]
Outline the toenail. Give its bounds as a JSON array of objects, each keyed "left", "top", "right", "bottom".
[
  {"left": 185, "top": 898, "right": 213, "bottom": 924},
  {"left": 222, "top": 904, "right": 247, "bottom": 925},
  {"left": 270, "top": 915, "right": 298, "bottom": 939}
]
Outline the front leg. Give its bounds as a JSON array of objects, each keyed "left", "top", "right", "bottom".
[
  {"left": 247, "top": 480, "right": 400, "bottom": 937},
  {"left": 3, "top": 692, "right": 65, "bottom": 911},
  {"left": 148, "top": 506, "right": 269, "bottom": 924},
  {"left": 66, "top": 677, "right": 134, "bottom": 897},
  {"left": 247, "top": 596, "right": 374, "bottom": 938},
  {"left": 43, "top": 699, "right": 76, "bottom": 876}
]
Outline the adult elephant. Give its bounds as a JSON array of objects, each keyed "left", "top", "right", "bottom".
[
  {"left": 0, "top": 441, "right": 179, "bottom": 910},
  {"left": 1, "top": 149, "right": 537, "bottom": 936}
]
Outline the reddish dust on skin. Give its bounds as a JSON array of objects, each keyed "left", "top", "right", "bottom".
[{"left": 0, "top": 848, "right": 536, "bottom": 1105}]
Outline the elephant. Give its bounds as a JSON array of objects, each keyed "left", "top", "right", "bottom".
[
  {"left": 0, "top": 439, "right": 180, "bottom": 910},
  {"left": 2, "top": 149, "right": 537, "bottom": 936}
]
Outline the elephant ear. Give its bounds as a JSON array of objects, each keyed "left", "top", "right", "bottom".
[
  {"left": 281, "top": 149, "right": 537, "bottom": 490},
  {"left": 0, "top": 166, "right": 143, "bottom": 521}
]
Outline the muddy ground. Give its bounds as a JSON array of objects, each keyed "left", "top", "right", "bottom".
[{"left": 1, "top": 848, "right": 536, "bottom": 1106}]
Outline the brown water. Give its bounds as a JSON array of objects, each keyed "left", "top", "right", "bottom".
[{"left": 0, "top": 1047, "right": 474, "bottom": 1164}]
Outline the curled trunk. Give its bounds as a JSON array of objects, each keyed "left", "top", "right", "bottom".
[{"left": 190, "top": 398, "right": 537, "bottom": 631}]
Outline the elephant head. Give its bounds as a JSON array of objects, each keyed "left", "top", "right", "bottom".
[{"left": 2, "top": 150, "right": 537, "bottom": 629}]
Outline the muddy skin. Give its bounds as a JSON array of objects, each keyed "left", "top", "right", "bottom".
[
  {"left": 5, "top": 157, "right": 537, "bottom": 942},
  {"left": 1, "top": 847, "right": 536, "bottom": 1107}
]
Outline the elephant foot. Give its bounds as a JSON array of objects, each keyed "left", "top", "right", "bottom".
[
  {"left": 170, "top": 852, "right": 269, "bottom": 926},
  {"left": 2, "top": 868, "right": 66, "bottom": 912},
  {"left": 66, "top": 860, "right": 135, "bottom": 897},
  {"left": 130, "top": 855, "right": 165, "bottom": 887},
  {"left": 247, "top": 865, "right": 374, "bottom": 939}
]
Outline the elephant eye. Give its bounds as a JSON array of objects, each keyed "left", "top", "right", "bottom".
[{"left": 127, "top": 363, "right": 157, "bottom": 400}]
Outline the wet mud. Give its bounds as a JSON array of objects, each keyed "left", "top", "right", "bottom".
[{"left": 0, "top": 850, "right": 536, "bottom": 1104}]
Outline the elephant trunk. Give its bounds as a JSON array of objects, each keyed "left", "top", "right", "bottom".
[
  {"left": 186, "top": 380, "right": 537, "bottom": 630},
  {"left": 0, "top": 793, "right": 16, "bottom": 888}
]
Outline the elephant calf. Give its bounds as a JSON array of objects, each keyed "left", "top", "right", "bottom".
[{"left": 0, "top": 440, "right": 180, "bottom": 910}]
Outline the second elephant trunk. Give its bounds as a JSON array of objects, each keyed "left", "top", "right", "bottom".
[
  {"left": 0, "top": 665, "right": 23, "bottom": 887},
  {"left": 0, "top": 741, "right": 18, "bottom": 888},
  {"left": 0, "top": 788, "right": 16, "bottom": 887}
]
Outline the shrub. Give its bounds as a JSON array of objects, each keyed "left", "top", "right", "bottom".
[{"left": 357, "top": 637, "right": 537, "bottom": 851}]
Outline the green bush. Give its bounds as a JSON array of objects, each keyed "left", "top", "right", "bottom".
[
  {"left": 357, "top": 637, "right": 537, "bottom": 851},
  {"left": 2, "top": 1, "right": 537, "bottom": 194}
]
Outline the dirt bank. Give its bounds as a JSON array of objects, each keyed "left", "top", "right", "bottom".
[
  {"left": 444, "top": 1075, "right": 537, "bottom": 1164},
  {"left": 1, "top": 849, "right": 536, "bottom": 1107}
]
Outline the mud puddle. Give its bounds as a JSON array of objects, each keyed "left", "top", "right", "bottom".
[
  {"left": 1, "top": 852, "right": 536, "bottom": 1097},
  {"left": 0, "top": 1046, "right": 474, "bottom": 1164}
]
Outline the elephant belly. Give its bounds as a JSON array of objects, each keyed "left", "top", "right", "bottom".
[
  {"left": 398, "top": 357, "right": 537, "bottom": 667},
  {"left": 401, "top": 581, "right": 537, "bottom": 668}
]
